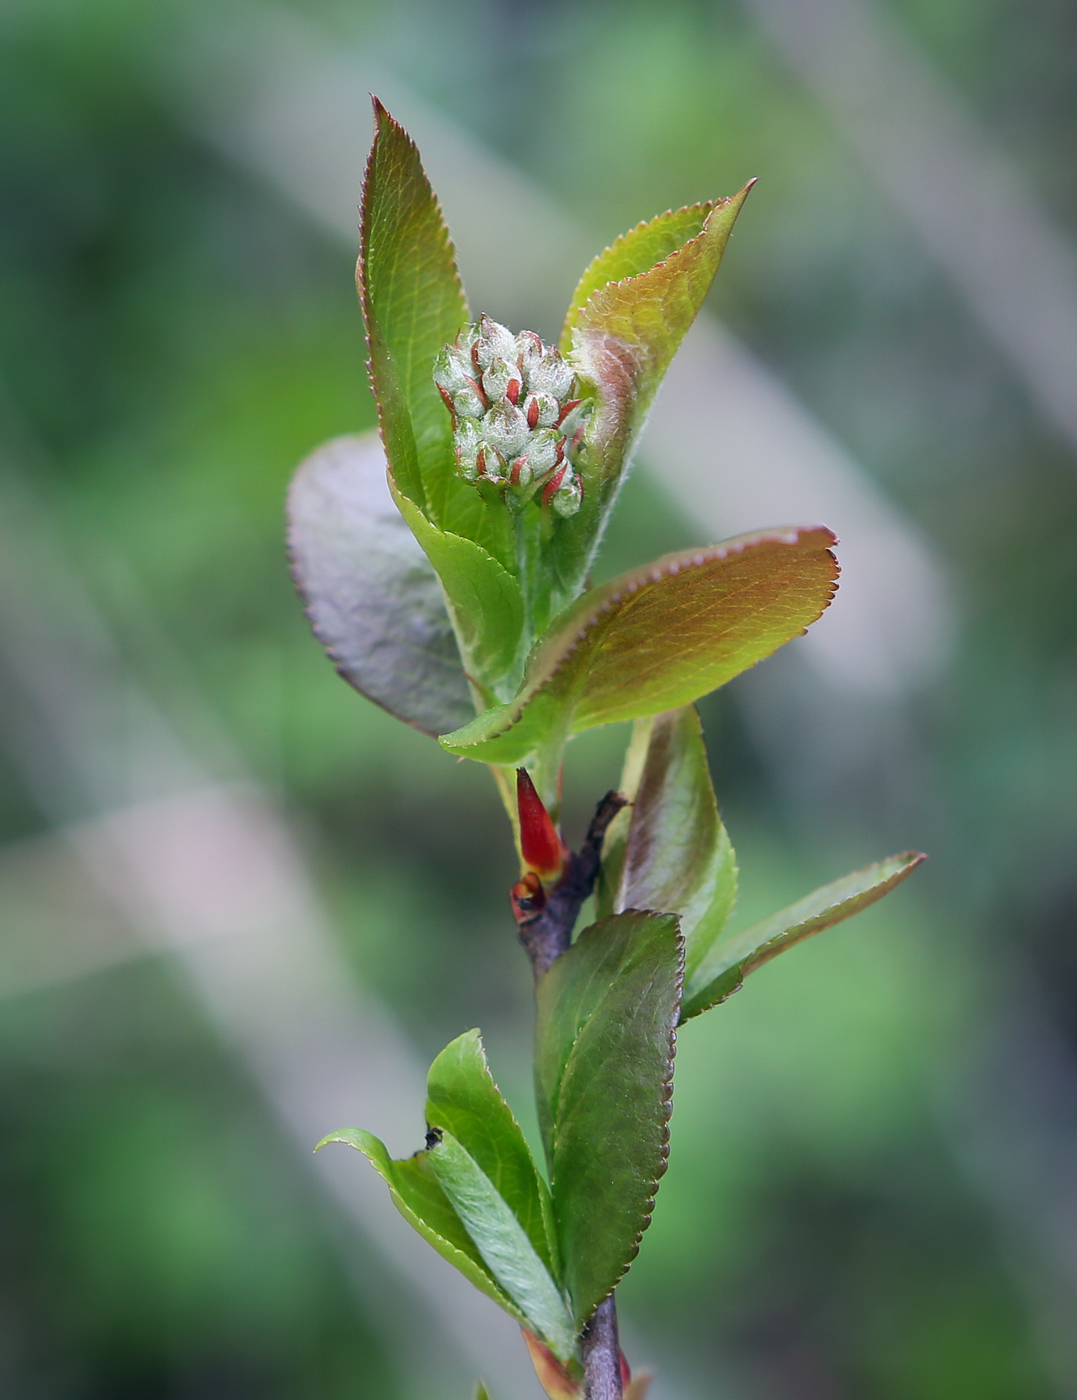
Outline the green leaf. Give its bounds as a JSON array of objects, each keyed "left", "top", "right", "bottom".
[
  {"left": 534, "top": 912, "right": 683, "bottom": 1327},
  {"left": 316, "top": 1128, "right": 524, "bottom": 1323},
  {"left": 560, "top": 203, "right": 726, "bottom": 349},
  {"left": 359, "top": 99, "right": 468, "bottom": 512},
  {"left": 426, "top": 1030, "right": 557, "bottom": 1280},
  {"left": 287, "top": 432, "right": 473, "bottom": 736},
  {"left": 475, "top": 1386, "right": 491, "bottom": 1400},
  {"left": 599, "top": 708, "right": 737, "bottom": 986},
  {"left": 680, "top": 851, "right": 928, "bottom": 1021},
  {"left": 550, "top": 189, "right": 753, "bottom": 594},
  {"left": 426, "top": 1130, "right": 577, "bottom": 1362},
  {"left": 393, "top": 488, "right": 526, "bottom": 698},
  {"left": 439, "top": 527, "right": 839, "bottom": 763}
]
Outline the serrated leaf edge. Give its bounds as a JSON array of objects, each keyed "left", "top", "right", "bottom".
[
  {"left": 440, "top": 526, "right": 839, "bottom": 755},
  {"left": 358, "top": 98, "right": 470, "bottom": 515}
]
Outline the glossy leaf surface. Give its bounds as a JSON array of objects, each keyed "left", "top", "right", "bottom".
[
  {"left": 359, "top": 100, "right": 467, "bottom": 511},
  {"left": 287, "top": 433, "right": 473, "bottom": 736},
  {"left": 680, "top": 851, "right": 927, "bottom": 1021},
  {"left": 426, "top": 1030, "right": 556, "bottom": 1278},
  {"left": 535, "top": 912, "right": 683, "bottom": 1326},
  {"left": 600, "top": 708, "right": 737, "bottom": 985},
  {"left": 317, "top": 1128, "right": 523, "bottom": 1323},
  {"left": 427, "top": 1130, "right": 576, "bottom": 1361},
  {"left": 440, "top": 528, "right": 839, "bottom": 762}
]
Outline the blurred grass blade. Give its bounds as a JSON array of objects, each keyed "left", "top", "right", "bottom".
[
  {"left": 427, "top": 1130, "right": 577, "bottom": 1362},
  {"left": 359, "top": 99, "right": 468, "bottom": 511},
  {"left": 680, "top": 852, "right": 927, "bottom": 1021},
  {"left": 600, "top": 707, "right": 737, "bottom": 985},
  {"left": 535, "top": 912, "right": 683, "bottom": 1327},
  {"left": 439, "top": 527, "right": 839, "bottom": 762},
  {"left": 286, "top": 433, "right": 473, "bottom": 736},
  {"left": 426, "top": 1030, "right": 558, "bottom": 1280}
]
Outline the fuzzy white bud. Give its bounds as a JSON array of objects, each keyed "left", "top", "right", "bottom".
[
  {"left": 474, "top": 315, "right": 518, "bottom": 369},
  {"left": 437, "top": 317, "right": 592, "bottom": 513}
]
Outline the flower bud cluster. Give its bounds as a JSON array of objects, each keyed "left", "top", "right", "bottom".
[{"left": 433, "top": 315, "right": 591, "bottom": 517}]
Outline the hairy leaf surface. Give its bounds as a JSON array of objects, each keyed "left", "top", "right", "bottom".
[
  {"left": 440, "top": 528, "right": 839, "bottom": 762},
  {"left": 359, "top": 100, "right": 468, "bottom": 511},
  {"left": 680, "top": 852, "right": 927, "bottom": 1020},
  {"left": 426, "top": 1030, "right": 557, "bottom": 1278},
  {"left": 287, "top": 433, "right": 473, "bottom": 736},
  {"left": 534, "top": 912, "right": 683, "bottom": 1326},
  {"left": 600, "top": 708, "right": 737, "bottom": 985}
]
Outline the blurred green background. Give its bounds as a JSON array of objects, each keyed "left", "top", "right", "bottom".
[{"left": 2, "top": 1, "right": 1076, "bottom": 1397}]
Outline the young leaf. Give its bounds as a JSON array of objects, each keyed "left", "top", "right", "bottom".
[
  {"left": 426, "top": 1130, "right": 577, "bottom": 1362},
  {"left": 551, "top": 189, "right": 752, "bottom": 592},
  {"left": 393, "top": 490, "right": 526, "bottom": 696},
  {"left": 359, "top": 99, "right": 468, "bottom": 511},
  {"left": 317, "top": 1127, "right": 525, "bottom": 1323},
  {"left": 426, "top": 1030, "right": 557, "bottom": 1279},
  {"left": 560, "top": 201, "right": 738, "bottom": 349},
  {"left": 287, "top": 432, "right": 473, "bottom": 736},
  {"left": 600, "top": 708, "right": 737, "bottom": 986},
  {"left": 680, "top": 852, "right": 928, "bottom": 1021},
  {"left": 440, "top": 527, "right": 839, "bottom": 763},
  {"left": 534, "top": 912, "right": 683, "bottom": 1327}
]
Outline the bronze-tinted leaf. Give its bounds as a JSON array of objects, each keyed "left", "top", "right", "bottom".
[{"left": 440, "top": 527, "right": 839, "bottom": 763}]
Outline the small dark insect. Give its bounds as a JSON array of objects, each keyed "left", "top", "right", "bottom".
[{"left": 424, "top": 1127, "right": 443, "bottom": 1152}]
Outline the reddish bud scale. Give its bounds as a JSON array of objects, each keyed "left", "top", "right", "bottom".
[
  {"left": 542, "top": 463, "right": 568, "bottom": 507},
  {"left": 516, "top": 769, "right": 565, "bottom": 883}
]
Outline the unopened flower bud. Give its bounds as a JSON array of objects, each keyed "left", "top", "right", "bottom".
[
  {"left": 524, "top": 428, "right": 563, "bottom": 476},
  {"left": 551, "top": 470, "right": 583, "bottom": 517},
  {"left": 475, "top": 314, "right": 518, "bottom": 369},
  {"left": 475, "top": 440, "right": 507, "bottom": 482},
  {"left": 452, "top": 384, "right": 486, "bottom": 420},
  {"left": 543, "top": 462, "right": 583, "bottom": 517},
  {"left": 482, "top": 400, "right": 530, "bottom": 458},
  {"left": 527, "top": 348, "right": 575, "bottom": 400},
  {"left": 523, "top": 392, "right": 559, "bottom": 431},
  {"left": 432, "top": 345, "right": 475, "bottom": 398},
  {"left": 509, "top": 454, "right": 534, "bottom": 490},
  {"left": 482, "top": 356, "right": 523, "bottom": 405}
]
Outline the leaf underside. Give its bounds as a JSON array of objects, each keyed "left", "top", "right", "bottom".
[
  {"left": 286, "top": 433, "right": 473, "bottom": 736},
  {"left": 440, "top": 527, "right": 839, "bottom": 763},
  {"left": 534, "top": 911, "right": 683, "bottom": 1327},
  {"left": 680, "top": 851, "right": 927, "bottom": 1021},
  {"left": 426, "top": 1030, "right": 555, "bottom": 1277},
  {"left": 321, "top": 1031, "right": 578, "bottom": 1361}
]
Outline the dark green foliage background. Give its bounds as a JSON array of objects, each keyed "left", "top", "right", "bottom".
[{"left": 1, "top": 1, "right": 1075, "bottom": 1397}]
